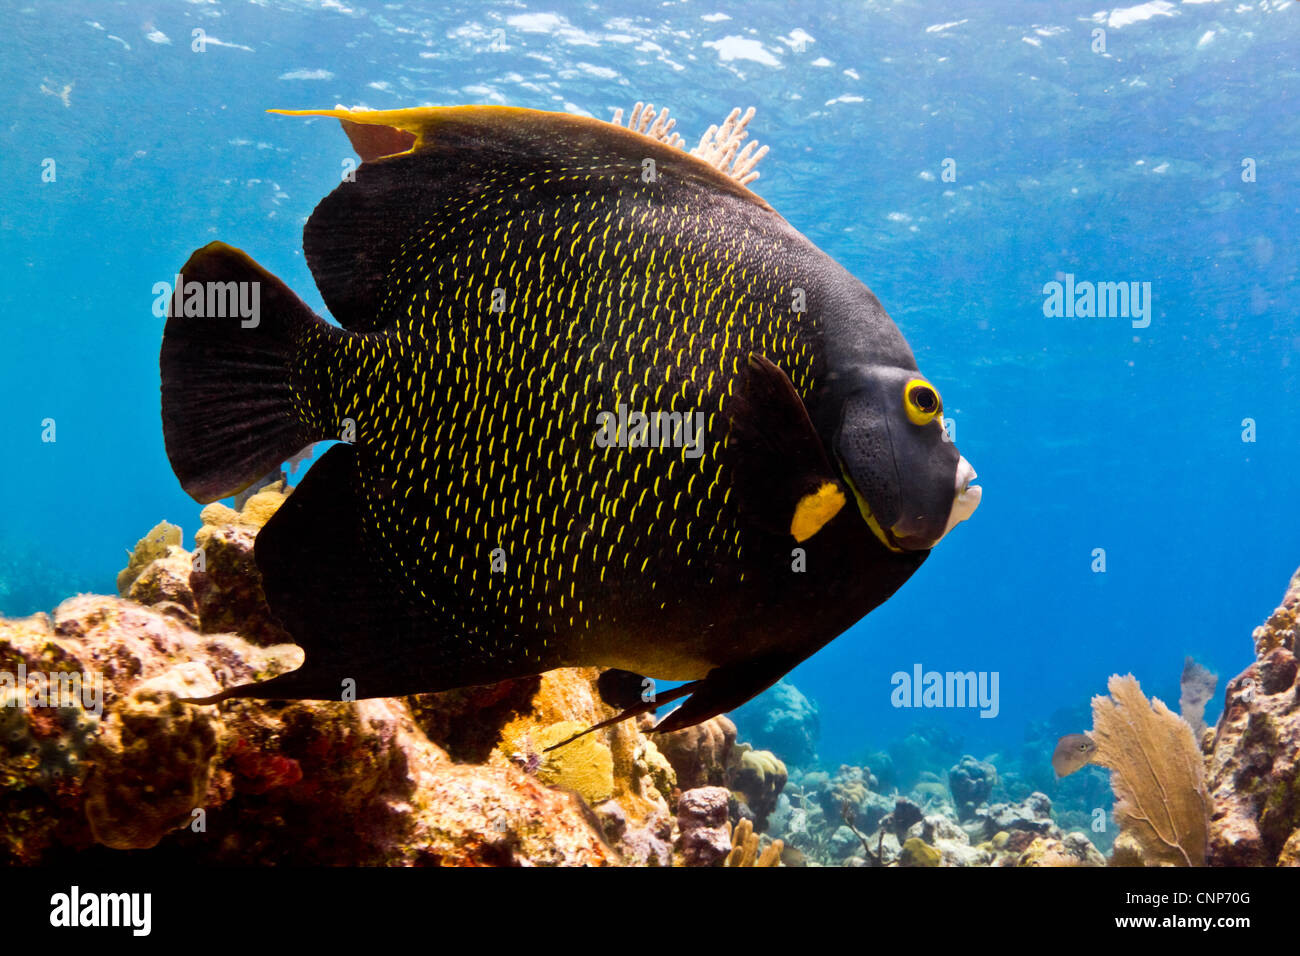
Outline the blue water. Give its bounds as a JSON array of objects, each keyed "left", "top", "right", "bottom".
[{"left": 1, "top": 0, "right": 1295, "bottom": 770}]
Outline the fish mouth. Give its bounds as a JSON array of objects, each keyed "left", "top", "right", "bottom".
[
  {"left": 924, "top": 455, "right": 981, "bottom": 547},
  {"left": 856, "top": 456, "right": 982, "bottom": 553}
]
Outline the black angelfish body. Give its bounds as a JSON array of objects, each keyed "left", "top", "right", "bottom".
[{"left": 161, "top": 105, "right": 981, "bottom": 733}]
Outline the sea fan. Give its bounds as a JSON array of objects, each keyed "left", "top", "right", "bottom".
[{"left": 1091, "top": 674, "right": 1211, "bottom": 866}]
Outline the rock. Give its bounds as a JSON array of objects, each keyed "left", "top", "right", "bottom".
[
  {"left": 811, "top": 764, "right": 891, "bottom": 832},
  {"left": 970, "top": 792, "right": 1058, "bottom": 842},
  {"left": 829, "top": 825, "right": 862, "bottom": 859},
  {"left": 1207, "top": 567, "right": 1300, "bottom": 867},
  {"left": 1277, "top": 829, "right": 1300, "bottom": 867},
  {"left": 190, "top": 491, "right": 294, "bottom": 646},
  {"left": 915, "top": 813, "right": 990, "bottom": 867},
  {"left": 676, "top": 786, "right": 731, "bottom": 866},
  {"left": 500, "top": 719, "right": 614, "bottom": 805},
  {"left": 115, "top": 491, "right": 294, "bottom": 646},
  {"left": 117, "top": 522, "right": 182, "bottom": 596},
  {"left": 85, "top": 664, "right": 224, "bottom": 849},
  {"left": 1016, "top": 832, "right": 1106, "bottom": 867},
  {"left": 948, "top": 755, "right": 997, "bottom": 820},
  {"left": 407, "top": 764, "right": 612, "bottom": 866},
  {"left": 594, "top": 799, "right": 671, "bottom": 867},
  {"left": 408, "top": 677, "right": 542, "bottom": 763},
  {"left": 889, "top": 724, "right": 963, "bottom": 790},
  {"left": 728, "top": 679, "right": 820, "bottom": 767},
  {"left": 654, "top": 714, "right": 734, "bottom": 790},
  {"left": 883, "top": 796, "right": 925, "bottom": 835}
]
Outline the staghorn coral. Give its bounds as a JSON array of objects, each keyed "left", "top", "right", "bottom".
[
  {"left": 609, "top": 102, "right": 684, "bottom": 149},
  {"left": 1091, "top": 674, "right": 1210, "bottom": 866},
  {"left": 690, "top": 107, "right": 768, "bottom": 186},
  {"left": 609, "top": 103, "right": 768, "bottom": 187}
]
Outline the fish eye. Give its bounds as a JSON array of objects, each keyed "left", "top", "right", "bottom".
[{"left": 903, "top": 379, "right": 942, "bottom": 425}]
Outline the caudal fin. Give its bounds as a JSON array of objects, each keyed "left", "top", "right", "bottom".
[{"left": 161, "top": 242, "right": 331, "bottom": 503}]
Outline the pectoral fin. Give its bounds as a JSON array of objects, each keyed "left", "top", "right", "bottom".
[{"left": 727, "top": 353, "right": 846, "bottom": 541}]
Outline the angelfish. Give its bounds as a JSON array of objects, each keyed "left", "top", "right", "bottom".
[{"left": 161, "top": 103, "right": 982, "bottom": 733}]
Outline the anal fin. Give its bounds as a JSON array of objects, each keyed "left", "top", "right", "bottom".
[{"left": 186, "top": 443, "right": 487, "bottom": 704}]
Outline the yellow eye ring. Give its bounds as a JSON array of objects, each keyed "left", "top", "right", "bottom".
[{"left": 903, "top": 378, "right": 942, "bottom": 425}]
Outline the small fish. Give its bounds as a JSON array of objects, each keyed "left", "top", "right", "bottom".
[
  {"left": 161, "top": 103, "right": 981, "bottom": 733},
  {"left": 1052, "top": 733, "right": 1097, "bottom": 777}
]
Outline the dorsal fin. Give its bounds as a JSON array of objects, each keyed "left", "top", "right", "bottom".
[{"left": 268, "top": 105, "right": 774, "bottom": 333}]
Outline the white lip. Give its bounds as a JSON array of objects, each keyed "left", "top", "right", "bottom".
[{"left": 933, "top": 456, "right": 981, "bottom": 545}]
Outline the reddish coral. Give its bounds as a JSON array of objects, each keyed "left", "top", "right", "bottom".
[{"left": 230, "top": 739, "right": 303, "bottom": 794}]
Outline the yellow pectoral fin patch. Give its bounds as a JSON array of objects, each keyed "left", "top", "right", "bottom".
[{"left": 790, "top": 483, "right": 846, "bottom": 542}]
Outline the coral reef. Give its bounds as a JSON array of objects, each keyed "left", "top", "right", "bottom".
[
  {"left": 116, "top": 521, "right": 181, "bottom": 595},
  {"left": 888, "top": 723, "right": 963, "bottom": 791},
  {"left": 724, "top": 817, "right": 782, "bottom": 866},
  {"left": 85, "top": 665, "right": 223, "bottom": 849},
  {"left": 948, "top": 755, "right": 997, "bottom": 821},
  {"left": 117, "top": 485, "right": 293, "bottom": 645},
  {"left": 1206, "top": 566, "right": 1300, "bottom": 866},
  {"left": 3, "top": 500, "right": 704, "bottom": 865},
  {"left": 729, "top": 679, "right": 820, "bottom": 768},
  {"left": 17, "top": 502, "right": 1300, "bottom": 868},
  {"left": 654, "top": 714, "right": 735, "bottom": 790},
  {"left": 767, "top": 757, "right": 1106, "bottom": 868},
  {"left": 899, "top": 836, "right": 940, "bottom": 867},
  {"left": 726, "top": 744, "right": 787, "bottom": 830}
]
